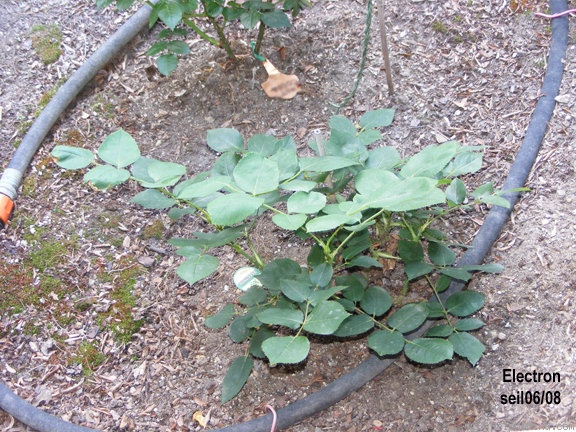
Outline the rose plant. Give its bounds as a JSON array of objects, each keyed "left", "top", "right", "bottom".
[{"left": 51, "top": 108, "right": 518, "bottom": 401}]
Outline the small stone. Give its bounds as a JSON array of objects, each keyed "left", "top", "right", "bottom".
[
  {"left": 138, "top": 255, "right": 155, "bottom": 267},
  {"left": 86, "top": 326, "right": 99, "bottom": 339},
  {"left": 40, "top": 340, "right": 53, "bottom": 355}
]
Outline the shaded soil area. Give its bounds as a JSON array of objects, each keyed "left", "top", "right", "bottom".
[{"left": 1, "top": 0, "right": 575, "bottom": 431}]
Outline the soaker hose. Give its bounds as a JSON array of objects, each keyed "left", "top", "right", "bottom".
[
  {"left": 0, "top": 381, "right": 98, "bottom": 432},
  {"left": 0, "top": 0, "right": 569, "bottom": 431},
  {"left": 0, "top": 2, "right": 155, "bottom": 230}
]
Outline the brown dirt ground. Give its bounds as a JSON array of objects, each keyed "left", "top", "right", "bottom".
[{"left": 1, "top": 0, "right": 575, "bottom": 431}]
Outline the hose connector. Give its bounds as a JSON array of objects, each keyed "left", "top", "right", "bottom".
[
  {"left": 0, "top": 193, "right": 14, "bottom": 230},
  {"left": 0, "top": 168, "right": 21, "bottom": 230}
]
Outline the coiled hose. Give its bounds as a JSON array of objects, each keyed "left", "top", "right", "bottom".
[{"left": 0, "top": 0, "right": 569, "bottom": 430}]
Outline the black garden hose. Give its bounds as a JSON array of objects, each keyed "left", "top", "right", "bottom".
[
  {"left": 0, "top": 0, "right": 569, "bottom": 431},
  {"left": 0, "top": 381, "right": 98, "bottom": 432}
]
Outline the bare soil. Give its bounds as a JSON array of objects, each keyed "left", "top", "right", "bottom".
[{"left": 1, "top": 1, "right": 575, "bottom": 431}]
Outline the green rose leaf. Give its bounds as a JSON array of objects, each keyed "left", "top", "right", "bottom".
[
  {"left": 212, "top": 152, "right": 240, "bottom": 176},
  {"left": 338, "top": 274, "right": 368, "bottom": 302},
  {"left": 146, "top": 41, "right": 167, "bottom": 56},
  {"left": 454, "top": 318, "right": 485, "bottom": 332},
  {"left": 443, "top": 151, "right": 483, "bottom": 177},
  {"left": 404, "top": 338, "right": 454, "bottom": 364},
  {"left": 176, "top": 176, "right": 231, "bottom": 199},
  {"left": 449, "top": 332, "right": 485, "bottom": 366},
  {"left": 221, "top": 356, "right": 253, "bottom": 403},
  {"left": 158, "top": 0, "right": 183, "bottom": 30},
  {"left": 358, "top": 128, "right": 382, "bottom": 146},
  {"left": 477, "top": 193, "right": 511, "bottom": 208},
  {"left": 238, "top": 287, "right": 268, "bottom": 307},
  {"left": 228, "top": 315, "right": 253, "bottom": 343},
  {"left": 368, "top": 330, "right": 405, "bottom": 356},
  {"left": 207, "top": 128, "right": 244, "bottom": 153},
  {"left": 299, "top": 156, "right": 359, "bottom": 172},
  {"left": 157, "top": 27, "right": 188, "bottom": 38},
  {"left": 169, "top": 226, "right": 245, "bottom": 251},
  {"left": 271, "top": 148, "right": 299, "bottom": 180},
  {"left": 205, "top": 303, "right": 235, "bottom": 329},
  {"left": 116, "top": 0, "right": 135, "bottom": 10},
  {"left": 131, "top": 157, "right": 186, "bottom": 188},
  {"left": 302, "top": 300, "right": 350, "bottom": 335},
  {"left": 272, "top": 213, "right": 307, "bottom": 230},
  {"left": 279, "top": 279, "right": 311, "bottom": 303},
  {"left": 387, "top": 302, "right": 428, "bottom": 333},
  {"left": 51, "top": 145, "right": 94, "bottom": 169},
  {"left": 397, "top": 239, "right": 424, "bottom": 262},
  {"left": 334, "top": 314, "right": 374, "bottom": 337},
  {"left": 96, "top": 0, "right": 115, "bottom": 8},
  {"left": 360, "top": 285, "right": 392, "bottom": 316},
  {"left": 205, "top": 0, "right": 224, "bottom": 17},
  {"left": 84, "top": 165, "right": 130, "bottom": 189},
  {"left": 287, "top": 191, "right": 326, "bottom": 214},
  {"left": 246, "top": 134, "right": 278, "bottom": 155},
  {"left": 98, "top": 129, "right": 140, "bottom": 168},
  {"left": 157, "top": 54, "right": 178, "bottom": 76},
  {"left": 445, "top": 178, "right": 467, "bottom": 204},
  {"left": 280, "top": 179, "right": 317, "bottom": 192},
  {"left": 426, "top": 300, "right": 445, "bottom": 319},
  {"left": 439, "top": 267, "right": 473, "bottom": 282},
  {"left": 176, "top": 252, "right": 219, "bottom": 285},
  {"left": 256, "top": 308, "right": 304, "bottom": 330},
  {"left": 131, "top": 189, "right": 177, "bottom": 209},
  {"left": 258, "top": 259, "right": 302, "bottom": 292},
  {"left": 233, "top": 153, "right": 280, "bottom": 195},
  {"left": 352, "top": 176, "right": 445, "bottom": 212},
  {"left": 307, "top": 286, "right": 345, "bottom": 307},
  {"left": 424, "top": 324, "right": 454, "bottom": 338},
  {"left": 428, "top": 241, "right": 456, "bottom": 266},
  {"left": 365, "top": 146, "right": 401, "bottom": 170},
  {"left": 359, "top": 108, "right": 395, "bottom": 129},
  {"left": 355, "top": 169, "right": 398, "bottom": 196},
  {"left": 207, "top": 193, "right": 265, "bottom": 226},
  {"left": 305, "top": 214, "right": 354, "bottom": 233},
  {"left": 166, "top": 40, "right": 190, "bottom": 55},
  {"left": 404, "top": 262, "right": 434, "bottom": 281},
  {"left": 460, "top": 263, "right": 504, "bottom": 274},
  {"left": 310, "top": 262, "right": 333, "bottom": 288},
  {"left": 329, "top": 115, "right": 357, "bottom": 141},
  {"left": 240, "top": 9, "right": 261, "bottom": 28},
  {"left": 445, "top": 291, "right": 485, "bottom": 317},
  {"left": 346, "top": 255, "right": 382, "bottom": 268},
  {"left": 262, "top": 336, "right": 310, "bottom": 365},
  {"left": 261, "top": 9, "right": 291, "bottom": 28},
  {"left": 249, "top": 327, "right": 275, "bottom": 359},
  {"left": 400, "top": 141, "right": 460, "bottom": 178}
]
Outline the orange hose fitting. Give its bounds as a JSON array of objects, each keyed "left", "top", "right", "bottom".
[{"left": 0, "top": 193, "right": 14, "bottom": 230}]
